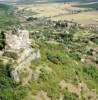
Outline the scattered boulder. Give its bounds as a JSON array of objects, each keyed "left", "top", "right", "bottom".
[
  {"left": 59, "top": 80, "right": 98, "bottom": 100},
  {"left": 33, "top": 91, "right": 51, "bottom": 100}
]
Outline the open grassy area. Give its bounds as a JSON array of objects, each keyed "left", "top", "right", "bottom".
[
  {"left": 13, "top": 41, "right": 98, "bottom": 100},
  {"left": 51, "top": 11, "right": 98, "bottom": 25}
]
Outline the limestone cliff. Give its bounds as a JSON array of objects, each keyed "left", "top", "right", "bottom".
[{"left": 3, "top": 29, "right": 40, "bottom": 83}]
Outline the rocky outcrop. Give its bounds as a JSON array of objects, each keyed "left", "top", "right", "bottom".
[
  {"left": 59, "top": 80, "right": 98, "bottom": 100},
  {"left": 3, "top": 29, "right": 40, "bottom": 83},
  {"left": 33, "top": 91, "right": 51, "bottom": 100}
]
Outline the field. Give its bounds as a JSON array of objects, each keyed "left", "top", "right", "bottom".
[
  {"left": 17, "top": 3, "right": 98, "bottom": 25},
  {"left": 51, "top": 11, "right": 98, "bottom": 25}
]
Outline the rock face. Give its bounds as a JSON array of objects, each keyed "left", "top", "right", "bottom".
[
  {"left": 3, "top": 29, "right": 40, "bottom": 83},
  {"left": 4, "top": 30, "right": 31, "bottom": 58}
]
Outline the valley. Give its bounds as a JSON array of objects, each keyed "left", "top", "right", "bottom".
[{"left": 16, "top": 3, "right": 98, "bottom": 25}]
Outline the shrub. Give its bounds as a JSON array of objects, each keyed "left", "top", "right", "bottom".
[
  {"left": 0, "top": 60, "right": 15, "bottom": 100},
  {"left": 64, "top": 91, "right": 78, "bottom": 100},
  {"left": 47, "top": 52, "right": 66, "bottom": 65},
  {"left": 83, "top": 65, "right": 98, "bottom": 82},
  {"left": 0, "top": 31, "right": 6, "bottom": 50},
  {"left": 63, "top": 34, "right": 73, "bottom": 44},
  {"left": 95, "top": 58, "right": 98, "bottom": 64}
]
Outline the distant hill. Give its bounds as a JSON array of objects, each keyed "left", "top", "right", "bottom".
[
  {"left": 16, "top": 0, "right": 98, "bottom": 4},
  {"left": 0, "top": 0, "right": 98, "bottom": 4},
  {"left": 0, "top": 3, "right": 10, "bottom": 10}
]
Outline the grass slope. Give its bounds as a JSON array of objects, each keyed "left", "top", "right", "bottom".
[
  {"left": 0, "top": 4, "right": 19, "bottom": 29},
  {"left": 14, "top": 41, "right": 98, "bottom": 100}
]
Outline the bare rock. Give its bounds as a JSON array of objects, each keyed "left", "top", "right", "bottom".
[
  {"left": 3, "top": 29, "right": 40, "bottom": 83},
  {"left": 33, "top": 91, "right": 51, "bottom": 100}
]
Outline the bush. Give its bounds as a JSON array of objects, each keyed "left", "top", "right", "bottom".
[
  {"left": 90, "top": 37, "right": 98, "bottom": 44},
  {"left": 95, "top": 58, "right": 98, "bottom": 64},
  {"left": 83, "top": 65, "right": 98, "bottom": 82},
  {"left": 64, "top": 91, "right": 78, "bottom": 100},
  {"left": 47, "top": 52, "right": 66, "bottom": 65},
  {"left": 0, "top": 60, "right": 15, "bottom": 100},
  {"left": 63, "top": 34, "right": 73, "bottom": 44},
  {"left": 0, "top": 31, "right": 6, "bottom": 50},
  {"left": 27, "top": 17, "right": 37, "bottom": 21}
]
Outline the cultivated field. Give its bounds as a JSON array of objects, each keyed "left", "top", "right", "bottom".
[
  {"left": 17, "top": 3, "right": 98, "bottom": 25},
  {"left": 51, "top": 11, "right": 98, "bottom": 25}
]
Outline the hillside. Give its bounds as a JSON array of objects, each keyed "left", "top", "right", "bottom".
[
  {"left": 0, "top": 3, "right": 98, "bottom": 100},
  {"left": 0, "top": 4, "right": 19, "bottom": 29},
  {"left": 77, "top": 2, "right": 98, "bottom": 9}
]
